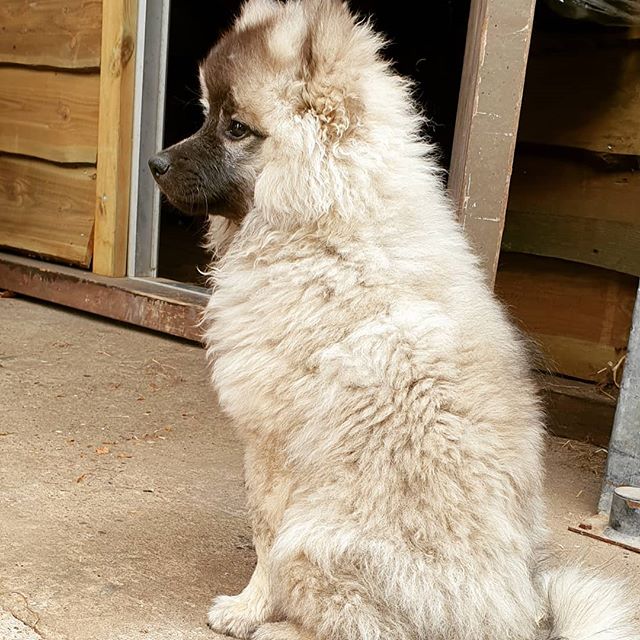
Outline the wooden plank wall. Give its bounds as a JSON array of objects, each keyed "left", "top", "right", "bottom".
[
  {"left": 0, "top": 1, "right": 102, "bottom": 68},
  {"left": 503, "top": 152, "right": 640, "bottom": 276},
  {"left": 496, "top": 25, "right": 640, "bottom": 385},
  {"left": 0, "top": 157, "right": 97, "bottom": 265},
  {"left": 0, "top": 0, "right": 103, "bottom": 268},
  {"left": 496, "top": 254, "right": 636, "bottom": 381},
  {"left": 0, "top": 67, "right": 100, "bottom": 163},
  {"left": 518, "top": 34, "right": 640, "bottom": 155}
]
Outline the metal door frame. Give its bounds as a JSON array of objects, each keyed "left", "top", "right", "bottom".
[{"left": 127, "top": 0, "right": 171, "bottom": 279}]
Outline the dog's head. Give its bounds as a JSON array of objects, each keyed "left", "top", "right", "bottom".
[{"left": 150, "top": 0, "right": 404, "bottom": 226}]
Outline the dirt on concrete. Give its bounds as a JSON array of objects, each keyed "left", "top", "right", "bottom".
[{"left": 1, "top": 298, "right": 638, "bottom": 640}]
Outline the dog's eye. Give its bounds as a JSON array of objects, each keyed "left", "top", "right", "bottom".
[{"left": 227, "top": 120, "right": 250, "bottom": 140}]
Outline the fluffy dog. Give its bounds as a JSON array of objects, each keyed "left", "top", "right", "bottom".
[{"left": 149, "top": 1, "right": 638, "bottom": 639}]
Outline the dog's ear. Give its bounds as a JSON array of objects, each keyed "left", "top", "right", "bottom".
[
  {"left": 300, "top": 0, "right": 379, "bottom": 143},
  {"left": 255, "top": 1, "right": 386, "bottom": 225},
  {"left": 236, "top": 0, "right": 279, "bottom": 31}
]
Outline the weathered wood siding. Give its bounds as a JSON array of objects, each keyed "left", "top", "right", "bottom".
[
  {"left": 0, "top": 0, "right": 102, "bottom": 68},
  {"left": 0, "top": 67, "right": 99, "bottom": 164},
  {"left": 0, "top": 156, "right": 96, "bottom": 266},
  {"left": 0, "top": 1, "right": 110, "bottom": 269},
  {"left": 496, "top": 254, "right": 636, "bottom": 382},
  {"left": 498, "top": 29, "right": 640, "bottom": 384}
]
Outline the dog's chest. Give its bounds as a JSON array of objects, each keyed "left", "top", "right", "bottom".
[{"left": 203, "top": 244, "right": 387, "bottom": 428}]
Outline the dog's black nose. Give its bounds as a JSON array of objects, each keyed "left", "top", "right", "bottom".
[{"left": 148, "top": 154, "right": 171, "bottom": 177}]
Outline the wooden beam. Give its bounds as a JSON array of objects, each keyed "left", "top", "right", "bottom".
[
  {"left": 0, "top": 67, "right": 99, "bottom": 164},
  {"left": 448, "top": 0, "right": 537, "bottom": 283},
  {"left": 0, "top": 155, "right": 96, "bottom": 267},
  {"left": 93, "top": 0, "right": 138, "bottom": 277},
  {"left": 0, "top": 0, "right": 102, "bottom": 68},
  {"left": 0, "top": 252, "right": 206, "bottom": 342}
]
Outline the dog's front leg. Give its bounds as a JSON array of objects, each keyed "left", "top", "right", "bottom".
[
  {"left": 208, "top": 439, "right": 288, "bottom": 637},
  {"left": 207, "top": 544, "right": 272, "bottom": 638}
]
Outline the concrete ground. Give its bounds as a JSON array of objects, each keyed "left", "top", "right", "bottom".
[{"left": 1, "top": 297, "right": 638, "bottom": 640}]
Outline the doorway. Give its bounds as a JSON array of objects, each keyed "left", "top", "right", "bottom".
[{"left": 129, "top": 0, "right": 470, "bottom": 286}]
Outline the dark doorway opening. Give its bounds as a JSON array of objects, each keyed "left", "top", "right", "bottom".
[{"left": 157, "top": 0, "right": 470, "bottom": 284}]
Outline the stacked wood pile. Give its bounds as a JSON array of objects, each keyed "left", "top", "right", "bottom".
[{"left": 495, "top": 23, "right": 640, "bottom": 443}]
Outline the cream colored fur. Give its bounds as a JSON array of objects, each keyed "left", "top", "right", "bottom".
[
  {"left": 204, "top": 215, "right": 238, "bottom": 260},
  {"left": 202, "top": 1, "right": 639, "bottom": 639}
]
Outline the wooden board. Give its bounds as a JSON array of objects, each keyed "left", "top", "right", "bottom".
[
  {"left": 0, "top": 155, "right": 96, "bottom": 266},
  {"left": 539, "top": 373, "right": 616, "bottom": 448},
  {"left": 495, "top": 254, "right": 637, "bottom": 381},
  {"left": 518, "top": 43, "right": 640, "bottom": 155},
  {"left": 0, "top": 252, "right": 206, "bottom": 342},
  {"left": 503, "top": 152, "right": 640, "bottom": 275},
  {"left": 0, "top": 0, "right": 102, "bottom": 68},
  {"left": 93, "top": 0, "right": 138, "bottom": 277},
  {"left": 448, "top": 0, "right": 536, "bottom": 283},
  {"left": 0, "top": 67, "right": 99, "bottom": 164}
]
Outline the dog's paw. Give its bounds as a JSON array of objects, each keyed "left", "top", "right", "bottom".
[
  {"left": 207, "top": 592, "right": 267, "bottom": 638},
  {"left": 252, "top": 622, "right": 311, "bottom": 640}
]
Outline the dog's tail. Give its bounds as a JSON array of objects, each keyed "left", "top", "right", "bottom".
[{"left": 540, "top": 566, "right": 639, "bottom": 640}]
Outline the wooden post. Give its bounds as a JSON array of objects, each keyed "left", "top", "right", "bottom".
[
  {"left": 448, "top": 0, "right": 537, "bottom": 284},
  {"left": 93, "top": 0, "right": 138, "bottom": 277}
]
